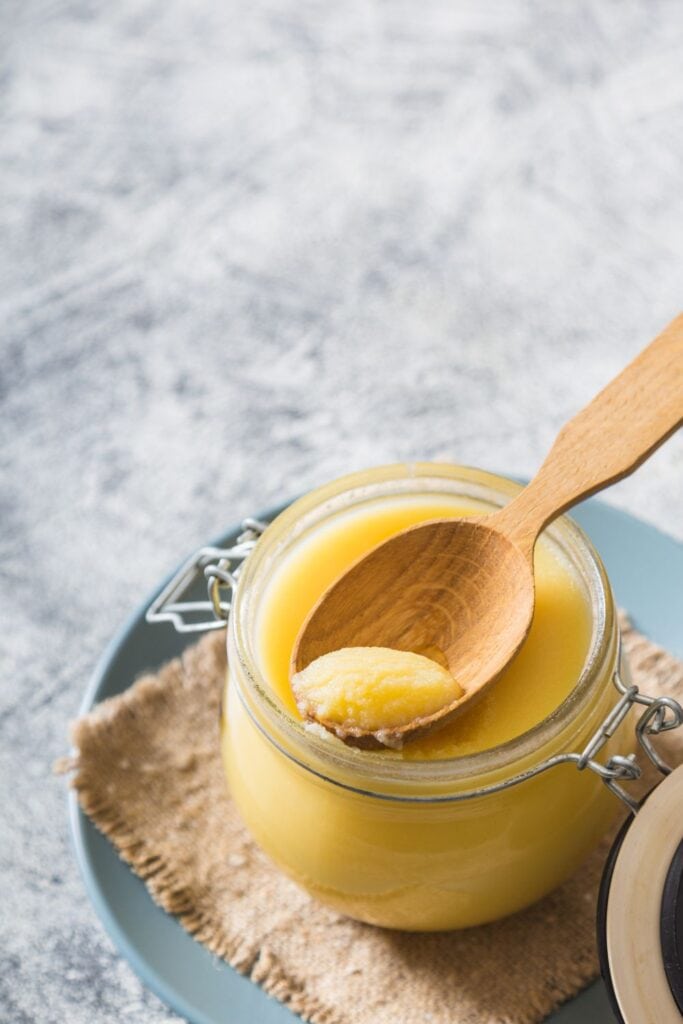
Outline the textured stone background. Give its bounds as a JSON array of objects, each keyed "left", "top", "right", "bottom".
[{"left": 2, "top": 1, "right": 683, "bottom": 1021}]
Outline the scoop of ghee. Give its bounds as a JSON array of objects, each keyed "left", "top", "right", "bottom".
[{"left": 291, "top": 647, "right": 463, "bottom": 746}]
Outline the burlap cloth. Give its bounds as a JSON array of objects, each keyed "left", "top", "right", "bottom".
[{"left": 63, "top": 616, "right": 683, "bottom": 1024}]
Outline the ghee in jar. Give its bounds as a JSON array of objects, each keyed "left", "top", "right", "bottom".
[{"left": 221, "top": 464, "right": 628, "bottom": 930}]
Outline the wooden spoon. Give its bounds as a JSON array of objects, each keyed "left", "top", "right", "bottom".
[{"left": 291, "top": 314, "right": 683, "bottom": 748}]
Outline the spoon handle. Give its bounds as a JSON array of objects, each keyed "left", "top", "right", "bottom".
[{"left": 491, "top": 313, "right": 683, "bottom": 551}]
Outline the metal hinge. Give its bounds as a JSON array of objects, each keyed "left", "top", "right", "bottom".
[{"left": 145, "top": 518, "right": 267, "bottom": 633}]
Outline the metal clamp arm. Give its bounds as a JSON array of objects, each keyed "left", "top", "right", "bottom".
[
  {"left": 145, "top": 518, "right": 267, "bottom": 633},
  {"left": 554, "top": 653, "right": 683, "bottom": 813}
]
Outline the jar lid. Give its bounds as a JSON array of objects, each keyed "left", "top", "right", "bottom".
[{"left": 597, "top": 764, "right": 683, "bottom": 1023}]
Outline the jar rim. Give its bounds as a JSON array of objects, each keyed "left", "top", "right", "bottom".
[{"left": 229, "top": 463, "right": 616, "bottom": 800}]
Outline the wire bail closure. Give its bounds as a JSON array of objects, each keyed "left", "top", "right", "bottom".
[
  {"left": 146, "top": 518, "right": 682, "bottom": 810},
  {"left": 145, "top": 518, "right": 267, "bottom": 634},
  {"left": 572, "top": 661, "right": 683, "bottom": 813}
]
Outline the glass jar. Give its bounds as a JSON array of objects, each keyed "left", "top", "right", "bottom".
[{"left": 219, "top": 463, "right": 632, "bottom": 931}]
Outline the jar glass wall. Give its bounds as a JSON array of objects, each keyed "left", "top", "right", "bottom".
[{"left": 220, "top": 464, "right": 630, "bottom": 930}]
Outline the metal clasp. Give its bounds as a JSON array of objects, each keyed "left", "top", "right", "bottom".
[
  {"left": 145, "top": 518, "right": 267, "bottom": 633},
  {"left": 570, "top": 648, "right": 683, "bottom": 813}
]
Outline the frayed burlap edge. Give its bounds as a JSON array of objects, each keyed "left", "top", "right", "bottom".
[{"left": 60, "top": 640, "right": 340, "bottom": 1024}]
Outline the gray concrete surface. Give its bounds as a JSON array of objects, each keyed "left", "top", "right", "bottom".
[{"left": 1, "top": 1, "right": 682, "bottom": 1021}]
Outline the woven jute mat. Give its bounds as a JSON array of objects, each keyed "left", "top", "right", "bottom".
[{"left": 62, "top": 617, "right": 683, "bottom": 1024}]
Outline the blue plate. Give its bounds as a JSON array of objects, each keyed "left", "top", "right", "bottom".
[{"left": 69, "top": 497, "right": 683, "bottom": 1024}]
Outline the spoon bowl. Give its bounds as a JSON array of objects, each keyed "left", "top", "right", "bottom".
[{"left": 293, "top": 518, "right": 535, "bottom": 713}]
